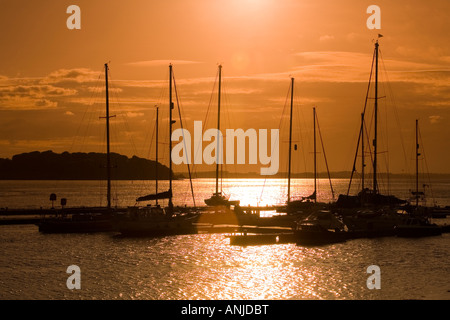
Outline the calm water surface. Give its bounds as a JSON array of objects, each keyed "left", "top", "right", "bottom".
[
  {"left": 1, "top": 177, "right": 450, "bottom": 209},
  {"left": 0, "top": 179, "right": 449, "bottom": 300}
]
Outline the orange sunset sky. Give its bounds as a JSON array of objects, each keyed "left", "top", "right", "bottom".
[{"left": 1, "top": 0, "right": 450, "bottom": 175}]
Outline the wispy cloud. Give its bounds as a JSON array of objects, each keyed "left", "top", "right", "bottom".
[
  {"left": 43, "top": 68, "right": 101, "bottom": 84},
  {"left": 288, "top": 51, "right": 450, "bottom": 85},
  {"left": 429, "top": 115, "right": 443, "bottom": 124},
  {"left": 126, "top": 111, "right": 145, "bottom": 118},
  {"left": 0, "top": 83, "right": 76, "bottom": 110}
]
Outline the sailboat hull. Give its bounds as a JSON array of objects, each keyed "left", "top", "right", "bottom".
[
  {"left": 294, "top": 226, "right": 349, "bottom": 245},
  {"left": 113, "top": 212, "right": 199, "bottom": 237},
  {"left": 116, "top": 221, "right": 198, "bottom": 237},
  {"left": 395, "top": 224, "right": 442, "bottom": 238}
]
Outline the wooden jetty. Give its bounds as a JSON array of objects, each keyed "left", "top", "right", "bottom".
[
  {"left": 227, "top": 233, "right": 296, "bottom": 246},
  {"left": 195, "top": 224, "right": 296, "bottom": 246},
  {"left": 0, "top": 207, "right": 127, "bottom": 226}
]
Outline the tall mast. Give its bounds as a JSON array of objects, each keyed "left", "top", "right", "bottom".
[
  {"left": 361, "top": 112, "right": 365, "bottom": 191},
  {"left": 104, "top": 63, "right": 112, "bottom": 210},
  {"left": 313, "top": 107, "right": 317, "bottom": 202},
  {"left": 215, "top": 65, "right": 222, "bottom": 195},
  {"left": 155, "top": 106, "right": 159, "bottom": 206},
  {"left": 416, "top": 119, "right": 419, "bottom": 208},
  {"left": 373, "top": 40, "right": 379, "bottom": 195},
  {"left": 287, "top": 77, "right": 294, "bottom": 203},
  {"left": 169, "top": 64, "right": 174, "bottom": 213}
]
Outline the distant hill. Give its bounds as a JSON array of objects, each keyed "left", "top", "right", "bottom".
[{"left": 0, "top": 151, "right": 174, "bottom": 180}]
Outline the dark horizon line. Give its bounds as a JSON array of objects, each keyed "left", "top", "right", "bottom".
[
  {"left": 2, "top": 172, "right": 450, "bottom": 181},
  {"left": 3, "top": 151, "right": 449, "bottom": 177},
  {"left": 175, "top": 170, "right": 450, "bottom": 178}
]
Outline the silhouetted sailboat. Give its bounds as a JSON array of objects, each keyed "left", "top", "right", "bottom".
[
  {"left": 113, "top": 64, "right": 198, "bottom": 237},
  {"left": 334, "top": 37, "right": 407, "bottom": 238},
  {"left": 337, "top": 37, "right": 406, "bottom": 210},
  {"left": 288, "top": 108, "right": 334, "bottom": 214},
  {"left": 282, "top": 77, "right": 333, "bottom": 215},
  {"left": 38, "top": 63, "right": 118, "bottom": 233},
  {"left": 204, "top": 65, "right": 240, "bottom": 208},
  {"left": 395, "top": 119, "right": 442, "bottom": 237},
  {"left": 134, "top": 105, "right": 173, "bottom": 204}
]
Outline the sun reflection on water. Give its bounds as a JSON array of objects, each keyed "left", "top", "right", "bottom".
[
  {"left": 204, "top": 178, "right": 338, "bottom": 210},
  {"left": 2, "top": 180, "right": 450, "bottom": 300},
  {"left": 2, "top": 224, "right": 449, "bottom": 300},
  {"left": 122, "top": 234, "right": 370, "bottom": 300}
]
